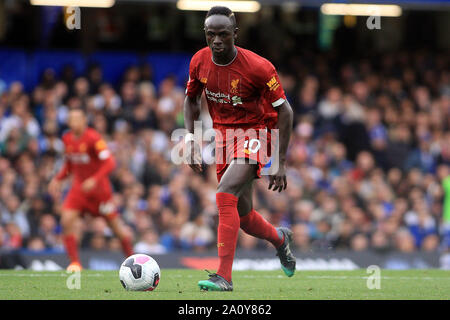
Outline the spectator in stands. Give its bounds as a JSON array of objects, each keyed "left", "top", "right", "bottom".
[
  {"left": 179, "top": 214, "right": 214, "bottom": 252},
  {"left": 26, "top": 236, "right": 46, "bottom": 252},
  {"left": 134, "top": 228, "right": 167, "bottom": 255}
]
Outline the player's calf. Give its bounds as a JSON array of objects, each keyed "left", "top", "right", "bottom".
[
  {"left": 106, "top": 215, "right": 134, "bottom": 257},
  {"left": 61, "top": 209, "right": 82, "bottom": 269}
]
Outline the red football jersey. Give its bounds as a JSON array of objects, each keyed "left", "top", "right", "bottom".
[
  {"left": 57, "top": 128, "right": 114, "bottom": 194},
  {"left": 186, "top": 46, "right": 286, "bottom": 129}
]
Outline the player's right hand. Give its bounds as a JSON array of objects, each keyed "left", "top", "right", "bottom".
[
  {"left": 48, "top": 178, "right": 62, "bottom": 198},
  {"left": 186, "top": 141, "right": 203, "bottom": 173},
  {"left": 268, "top": 163, "right": 287, "bottom": 192}
]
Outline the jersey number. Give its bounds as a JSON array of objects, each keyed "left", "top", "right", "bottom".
[{"left": 244, "top": 139, "right": 261, "bottom": 154}]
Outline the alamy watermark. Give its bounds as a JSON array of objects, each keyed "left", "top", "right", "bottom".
[
  {"left": 65, "top": 6, "right": 81, "bottom": 30},
  {"left": 366, "top": 6, "right": 381, "bottom": 30},
  {"left": 170, "top": 121, "right": 280, "bottom": 175},
  {"left": 66, "top": 269, "right": 81, "bottom": 290},
  {"left": 366, "top": 265, "right": 381, "bottom": 289}
]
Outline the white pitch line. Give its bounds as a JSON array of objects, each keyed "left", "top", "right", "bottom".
[
  {"left": 0, "top": 273, "right": 104, "bottom": 277},
  {"left": 304, "top": 275, "right": 439, "bottom": 280},
  {"left": 0, "top": 273, "right": 448, "bottom": 281},
  {"left": 239, "top": 275, "right": 450, "bottom": 280}
]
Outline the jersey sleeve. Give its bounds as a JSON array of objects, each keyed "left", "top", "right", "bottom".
[
  {"left": 55, "top": 134, "right": 71, "bottom": 180},
  {"left": 185, "top": 53, "right": 204, "bottom": 98},
  {"left": 89, "top": 130, "right": 116, "bottom": 182},
  {"left": 55, "top": 159, "right": 71, "bottom": 180},
  {"left": 257, "top": 59, "right": 286, "bottom": 108},
  {"left": 90, "top": 131, "right": 111, "bottom": 161}
]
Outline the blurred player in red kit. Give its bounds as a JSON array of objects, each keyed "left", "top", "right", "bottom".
[
  {"left": 48, "top": 108, "right": 133, "bottom": 271},
  {"left": 184, "top": 6, "right": 296, "bottom": 291}
]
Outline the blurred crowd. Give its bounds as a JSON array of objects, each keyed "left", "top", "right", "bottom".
[{"left": 0, "top": 49, "right": 449, "bottom": 257}]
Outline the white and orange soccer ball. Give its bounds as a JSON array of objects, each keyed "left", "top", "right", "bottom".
[{"left": 119, "top": 254, "right": 161, "bottom": 291}]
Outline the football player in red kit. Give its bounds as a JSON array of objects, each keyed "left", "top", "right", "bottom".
[
  {"left": 48, "top": 108, "right": 133, "bottom": 271},
  {"left": 184, "top": 6, "right": 296, "bottom": 291}
]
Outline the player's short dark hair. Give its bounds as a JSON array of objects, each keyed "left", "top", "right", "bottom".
[{"left": 205, "top": 6, "right": 236, "bottom": 28}]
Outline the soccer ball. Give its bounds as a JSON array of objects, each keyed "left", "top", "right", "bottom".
[{"left": 119, "top": 254, "right": 161, "bottom": 291}]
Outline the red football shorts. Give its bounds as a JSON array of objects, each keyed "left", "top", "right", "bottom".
[
  {"left": 215, "top": 127, "right": 273, "bottom": 183},
  {"left": 62, "top": 188, "right": 118, "bottom": 221}
]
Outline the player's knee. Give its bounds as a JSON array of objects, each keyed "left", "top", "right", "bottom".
[
  {"left": 61, "top": 210, "right": 78, "bottom": 229},
  {"left": 237, "top": 199, "right": 252, "bottom": 217},
  {"left": 217, "top": 181, "right": 240, "bottom": 196},
  {"left": 108, "top": 218, "right": 126, "bottom": 238},
  {"left": 237, "top": 207, "right": 251, "bottom": 217}
]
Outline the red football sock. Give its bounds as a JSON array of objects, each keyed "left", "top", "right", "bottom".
[
  {"left": 120, "top": 236, "right": 134, "bottom": 257},
  {"left": 63, "top": 234, "right": 80, "bottom": 263},
  {"left": 240, "top": 209, "right": 284, "bottom": 248},
  {"left": 216, "top": 192, "right": 240, "bottom": 283}
]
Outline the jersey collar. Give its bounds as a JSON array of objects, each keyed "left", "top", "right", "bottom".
[{"left": 211, "top": 47, "right": 238, "bottom": 67}]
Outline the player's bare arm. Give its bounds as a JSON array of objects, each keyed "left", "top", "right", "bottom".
[
  {"left": 48, "top": 160, "right": 71, "bottom": 198},
  {"left": 81, "top": 177, "right": 97, "bottom": 192},
  {"left": 183, "top": 95, "right": 202, "bottom": 173},
  {"left": 268, "top": 100, "right": 293, "bottom": 192},
  {"left": 82, "top": 150, "right": 116, "bottom": 192}
]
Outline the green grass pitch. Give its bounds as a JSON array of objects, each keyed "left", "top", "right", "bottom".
[{"left": 0, "top": 269, "right": 449, "bottom": 300}]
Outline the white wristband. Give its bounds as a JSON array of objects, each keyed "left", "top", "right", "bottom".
[{"left": 184, "top": 133, "right": 195, "bottom": 144}]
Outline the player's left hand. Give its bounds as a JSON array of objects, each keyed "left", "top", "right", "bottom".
[
  {"left": 81, "top": 177, "right": 97, "bottom": 192},
  {"left": 268, "top": 163, "right": 287, "bottom": 192},
  {"left": 185, "top": 140, "right": 203, "bottom": 173}
]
